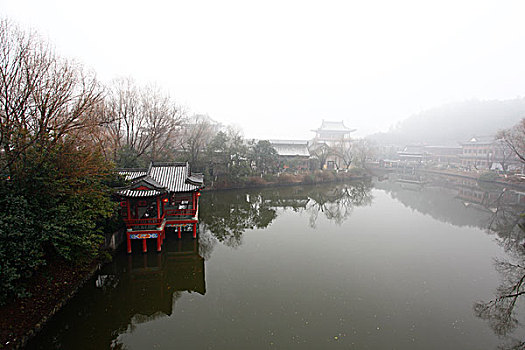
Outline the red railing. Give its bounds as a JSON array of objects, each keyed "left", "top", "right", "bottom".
[
  {"left": 165, "top": 208, "right": 197, "bottom": 217},
  {"left": 124, "top": 214, "right": 165, "bottom": 227}
]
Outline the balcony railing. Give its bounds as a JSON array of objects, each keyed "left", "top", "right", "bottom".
[
  {"left": 165, "top": 208, "right": 197, "bottom": 217},
  {"left": 124, "top": 215, "right": 165, "bottom": 228}
]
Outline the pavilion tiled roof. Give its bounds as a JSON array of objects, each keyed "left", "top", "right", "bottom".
[
  {"left": 117, "top": 162, "right": 204, "bottom": 198},
  {"left": 118, "top": 189, "right": 164, "bottom": 197},
  {"left": 148, "top": 162, "right": 203, "bottom": 192},
  {"left": 118, "top": 169, "right": 147, "bottom": 181}
]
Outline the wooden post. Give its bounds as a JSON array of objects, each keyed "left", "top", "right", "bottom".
[
  {"left": 127, "top": 232, "right": 131, "bottom": 253},
  {"left": 178, "top": 226, "right": 181, "bottom": 239},
  {"left": 142, "top": 238, "right": 147, "bottom": 253},
  {"left": 192, "top": 223, "right": 197, "bottom": 239},
  {"left": 126, "top": 200, "right": 131, "bottom": 220},
  {"left": 156, "top": 197, "right": 161, "bottom": 219},
  {"left": 157, "top": 235, "right": 162, "bottom": 252}
]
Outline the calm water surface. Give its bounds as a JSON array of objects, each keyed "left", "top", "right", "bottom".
[{"left": 27, "top": 175, "right": 525, "bottom": 349}]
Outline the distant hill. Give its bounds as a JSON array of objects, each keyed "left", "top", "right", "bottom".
[{"left": 369, "top": 99, "right": 525, "bottom": 146}]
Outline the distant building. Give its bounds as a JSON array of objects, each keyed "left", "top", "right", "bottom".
[
  {"left": 397, "top": 145, "right": 425, "bottom": 165},
  {"left": 460, "top": 136, "right": 521, "bottom": 171},
  {"left": 394, "top": 144, "right": 463, "bottom": 168},
  {"left": 423, "top": 145, "right": 462, "bottom": 166},
  {"left": 269, "top": 140, "right": 310, "bottom": 170},
  {"left": 460, "top": 136, "right": 495, "bottom": 169},
  {"left": 311, "top": 120, "right": 356, "bottom": 170},
  {"left": 311, "top": 120, "right": 356, "bottom": 146}
]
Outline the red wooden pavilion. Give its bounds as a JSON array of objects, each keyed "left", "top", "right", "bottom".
[{"left": 116, "top": 162, "right": 204, "bottom": 253}]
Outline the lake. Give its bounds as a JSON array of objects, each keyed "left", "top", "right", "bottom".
[{"left": 27, "top": 174, "right": 525, "bottom": 349}]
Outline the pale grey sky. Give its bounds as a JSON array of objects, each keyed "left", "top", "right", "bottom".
[{"left": 2, "top": 0, "right": 525, "bottom": 139}]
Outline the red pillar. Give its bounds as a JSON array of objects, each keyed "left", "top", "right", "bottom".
[
  {"left": 127, "top": 232, "right": 131, "bottom": 253},
  {"left": 142, "top": 238, "right": 147, "bottom": 253},
  {"left": 178, "top": 226, "right": 181, "bottom": 239},
  {"left": 126, "top": 200, "right": 131, "bottom": 220},
  {"left": 157, "top": 234, "right": 162, "bottom": 252},
  {"left": 156, "top": 197, "right": 161, "bottom": 219},
  {"left": 192, "top": 223, "right": 197, "bottom": 239}
]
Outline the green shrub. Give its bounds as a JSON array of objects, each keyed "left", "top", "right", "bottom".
[{"left": 0, "top": 189, "right": 45, "bottom": 303}]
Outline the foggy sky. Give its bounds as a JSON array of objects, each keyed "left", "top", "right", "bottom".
[{"left": 2, "top": 0, "right": 525, "bottom": 140}]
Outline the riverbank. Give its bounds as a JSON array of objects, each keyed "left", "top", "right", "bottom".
[
  {"left": 204, "top": 169, "right": 371, "bottom": 191},
  {"left": 417, "top": 168, "right": 525, "bottom": 189},
  {"left": 367, "top": 165, "right": 525, "bottom": 190},
  {"left": 0, "top": 258, "right": 103, "bottom": 349}
]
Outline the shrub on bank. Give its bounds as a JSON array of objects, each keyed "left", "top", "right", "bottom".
[
  {"left": 277, "top": 173, "right": 301, "bottom": 184},
  {"left": 246, "top": 176, "right": 268, "bottom": 186},
  {"left": 0, "top": 192, "right": 44, "bottom": 303}
]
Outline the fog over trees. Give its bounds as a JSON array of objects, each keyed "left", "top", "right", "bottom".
[{"left": 369, "top": 99, "right": 525, "bottom": 145}]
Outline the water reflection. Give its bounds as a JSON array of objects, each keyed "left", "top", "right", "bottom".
[
  {"left": 27, "top": 238, "right": 206, "bottom": 350},
  {"left": 305, "top": 182, "right": 373, "bottom": 227},
  {"left": 378, "top": 171, "right": 525, "bottom": 348},
  {"left": 473, "top": 188, "right": 525, "bottom": 350},
  {"left": 199, "top": 181, "right": 374, "bottom": 245},
  {"left": 27, "top": 176, "right": 525, "bottom": 349}
]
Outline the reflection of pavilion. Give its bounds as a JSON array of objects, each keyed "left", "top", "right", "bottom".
[
  {"left": 28, "top": 237, "right": 207, "bottom": 349},
  {"left": 123, "top": 237, "right": 206, "bottom": 318}
]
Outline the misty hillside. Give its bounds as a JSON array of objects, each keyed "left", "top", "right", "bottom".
[{"left": 369, "top": 99, "right": 525, "bottom": 146}]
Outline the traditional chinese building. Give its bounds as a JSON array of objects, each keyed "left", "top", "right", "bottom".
[
  {"left": 269, "top": 140, "right": 311, "bottom": 170},
  {"left": 311, "top": 120, "right": 356, "bottom": 170},
  {"left": 117, "top": 162, "right": 204, "bottom": 253}
]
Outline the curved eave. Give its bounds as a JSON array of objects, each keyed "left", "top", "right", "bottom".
[{"left": 117, "top": 189, "right": 167, "bottom": 198}]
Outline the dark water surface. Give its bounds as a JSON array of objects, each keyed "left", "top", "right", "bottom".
[{"left": 27, "top": 176, "right": 525, "bottom": 349}]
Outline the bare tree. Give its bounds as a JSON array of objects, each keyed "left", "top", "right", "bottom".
[
  {"left": 309, "top": 143, "right": 332, "bottom": 170},
  {"left": 497, "top": 119, "right": 525, "bottom": 164},
  {"left": 493, "top": 139, "right": 516, "bottom": 174},
  {"left": 178, "top": 114, "right": 217, "bottom": 167},
  {"left": 104, "top": 79, "right": 184, "bottom": 165},
  {"left": 0, "top": 19, "right": 106, "bottom": 176},
  {"left": 332, "top": 137, "right": 354, "bottom": 169},
  {"left": 352, "top": 138, "right": 375, "bottom": 168},
  {"left": 141, "top": 84, "right": 183, "bottom": 162}
]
